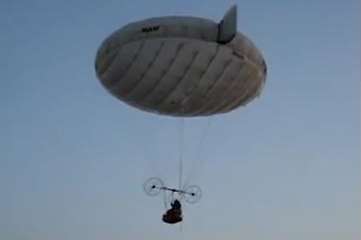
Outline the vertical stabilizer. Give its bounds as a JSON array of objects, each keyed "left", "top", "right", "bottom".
[{"left": 218, "top": 5, "right": 237, "bottom": 44}]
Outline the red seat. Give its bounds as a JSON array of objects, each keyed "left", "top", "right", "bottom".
[{"left": 162, "top": 209, "right": 182, "bottom": 224}]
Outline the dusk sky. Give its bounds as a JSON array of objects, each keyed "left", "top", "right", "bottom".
[{"left": 1, "top": 0, "right": 360, "bottom": 239}]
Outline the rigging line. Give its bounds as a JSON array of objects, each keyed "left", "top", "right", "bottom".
[
  {"left": 163, "top": 190, "right": 168, "bottom": 210},
  {"left": 196, "top": 117, "right": 212, "bottom": 171},
  {"left": 177, "top": 102, "right": 186, "bottom": 191},
  {"left": 178, "top": 117, "right": 185, "bottom": 190},
  {"left": 179, "top": 220, "right": 183, "bottom": 233},
  {"left": 184, "top": 117, "right": 212, "bottom": 188}
]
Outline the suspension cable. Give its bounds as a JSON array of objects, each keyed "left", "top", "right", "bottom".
[
  {"left": 178, "top": 117, "right": 185, "bottom": 190},
  {"left": 183, "top": 117, "right": 212, "bottom": 188}
]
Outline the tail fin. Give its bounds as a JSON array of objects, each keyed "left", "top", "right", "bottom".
[{"left": 218, "top": 5, "right": 237, "bottom": 44}]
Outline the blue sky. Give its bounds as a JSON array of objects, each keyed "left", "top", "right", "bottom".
[{"left": 1, "top": 0, "right": 360, "bottom": 239}]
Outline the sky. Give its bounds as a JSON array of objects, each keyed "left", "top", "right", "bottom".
[{"left": 1, "top": 0, "right": 360, "bottom": 239}]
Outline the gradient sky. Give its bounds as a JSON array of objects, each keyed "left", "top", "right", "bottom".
[{"left": 1, "top": 0, "right": 360, "bottom": 239}]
